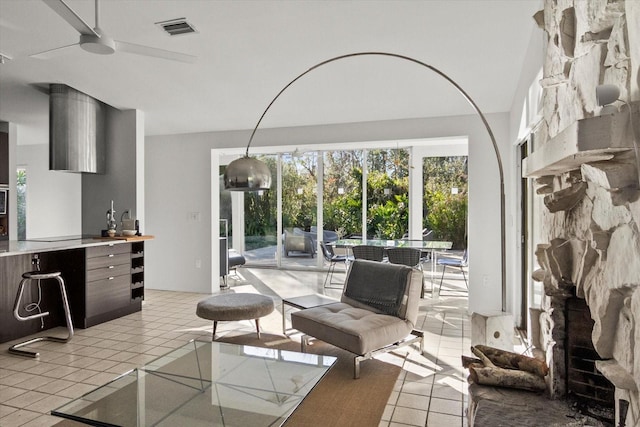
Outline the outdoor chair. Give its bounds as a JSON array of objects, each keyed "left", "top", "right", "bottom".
[
  {"left": 291, "top": 260, "right": 424, "bottom": 378},
  {"left": 422, "top": 229, "right": 435, "bottom": 241},
  {"left": 420, "top": 229, "right": 436, "bottom": 263},
  {"left": 386, "top": 247, "right": 426, "bottom": 298},
  {"left": 437, "top": 250, "right": 468, "bottom": 295},
  {"left": 351, "top": 245, "right": 385, "bottom": 262},
  {"left": 320, "top": 241, "right": 351, "bottom": 288},
  {"left": 284, "top": 229, "right": 316, "bottom": 257}
]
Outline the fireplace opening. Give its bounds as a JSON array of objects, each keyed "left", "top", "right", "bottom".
[{"left": 565, "top": 296, "right": 615, "bottom": 424}]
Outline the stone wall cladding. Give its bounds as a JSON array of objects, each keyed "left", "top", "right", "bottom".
[{"left": 533, "top": 0, "right": 640, "bottom": 424}]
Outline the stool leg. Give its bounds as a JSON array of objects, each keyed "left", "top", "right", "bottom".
[
  {"left": 9, "top": 276, "right": 74, "bottom": 358},
  {"left": 255, "top": 318, "right": 261, "bottom": 339},
  {"left": 212, "top": 321, "right": 218, "bottom": 340},
  {"left": 56, "top": 275, "right": 74, "bottom": 343}
]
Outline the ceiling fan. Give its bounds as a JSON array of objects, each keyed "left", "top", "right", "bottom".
[{"left": 32, "top": 0, "right": 196, "bottom": 63}]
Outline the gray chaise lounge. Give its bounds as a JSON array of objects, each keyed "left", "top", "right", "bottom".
[{"left": 291, "top": 259, "right": 424, "bottom": 378}]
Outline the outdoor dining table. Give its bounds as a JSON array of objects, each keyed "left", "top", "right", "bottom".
[{"left": 330, "top": 238, "right": 453, "bottom": 281}]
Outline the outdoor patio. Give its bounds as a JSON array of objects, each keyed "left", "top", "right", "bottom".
[{"left": 241, "top": 244, "right": 467, "bottom": 294}]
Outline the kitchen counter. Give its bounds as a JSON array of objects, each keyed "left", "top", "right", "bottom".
[
  {"left": 0, "top": 236, "right": 153, "bottom": 257},
  {"left": 1, "top": 236, "right": 152, "bottom": 343}
]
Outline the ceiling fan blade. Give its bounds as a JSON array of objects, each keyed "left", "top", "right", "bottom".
[
  {"left": 31, "top": 43, "right": 79, "bottom": 59},
  {"left": 42, "top": 0, "right": 98, "bottom": 36},
  {"left": 115, "top": 40, "right": 197, "bottom": 63}
]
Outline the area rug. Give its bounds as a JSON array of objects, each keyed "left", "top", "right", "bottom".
[
  {"left": 53, "top": 332, "right": 401, "bottom": 426},
  {"left": 219, "top": 332, "right": 401, "bottom": 427}
]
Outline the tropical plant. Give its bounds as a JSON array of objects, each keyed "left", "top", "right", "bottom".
[{"left": 235, "top": 150, "right": 468, "bottom": 250}]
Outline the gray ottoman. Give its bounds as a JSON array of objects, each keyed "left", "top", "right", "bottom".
[{"left": 196, "top": 293, "right": 275, "bottom": 339}]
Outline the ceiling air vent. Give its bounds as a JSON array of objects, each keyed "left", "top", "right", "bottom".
[{"left": 155, "top": 18, "right": 197, "bottom": 36}]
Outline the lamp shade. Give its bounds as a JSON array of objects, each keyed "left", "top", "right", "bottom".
[{"left": 223, "top": 156, "right": 272, "bottom": 191}]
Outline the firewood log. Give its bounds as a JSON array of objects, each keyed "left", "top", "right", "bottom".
[
  {"left": 461, "top": 355, "right": 483, "bottom": 368},
  {"left": 468, "top": 365, "right": 547, "bottom": 391},
  {"left": 472, "top": 345, "right": 549, "bottom": 377}
]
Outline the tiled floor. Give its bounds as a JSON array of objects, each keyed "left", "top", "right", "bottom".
[{"left": 0, "top": 264, "right": 470, "bottom": 427}]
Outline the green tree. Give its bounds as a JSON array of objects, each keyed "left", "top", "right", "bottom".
[
  {"left": 423, "top": 156, "right": 468, "bottom": 248},
  {"left": 239, "top": 150, "right": 468, "bottom": 249}
]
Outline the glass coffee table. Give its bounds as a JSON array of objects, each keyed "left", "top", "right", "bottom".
[{"left": 52, "top": 340, "right": 336, "bottom": 426}]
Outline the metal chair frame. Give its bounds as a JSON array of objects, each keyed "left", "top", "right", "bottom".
[
  {"left": 437, "top": 250, "right": 468, "bottom": 296},
  {"left": 320, "top": 241, "right": 350, "bottom": 288}
]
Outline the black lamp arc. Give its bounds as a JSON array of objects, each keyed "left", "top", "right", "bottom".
[{"left": 223, "top": 51, "right": 507, "bottom": 311}]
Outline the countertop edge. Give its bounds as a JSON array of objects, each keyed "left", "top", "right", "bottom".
[{"left": 0, "top": 236, "right": 154, "bottom": 257}]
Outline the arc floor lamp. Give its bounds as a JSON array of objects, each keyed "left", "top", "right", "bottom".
[{"left": 223, "top": 51, "right": 507, "bottom": 312}]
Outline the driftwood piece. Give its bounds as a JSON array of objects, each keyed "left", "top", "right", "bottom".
[
  {"left": 461, "top": 355, "right": 483, "bottom": 368},
  {"left": 465, "top": 345, "right": 549, "bottom": 392},
  {"left": 468, "top": 365, "right": 547, "bottom": 392},
  {"left": 473, "top": 345, "right": 549, "bottom": 377},
  {"left": 471, "top": 346, "right": 495, "bottom": 367}
]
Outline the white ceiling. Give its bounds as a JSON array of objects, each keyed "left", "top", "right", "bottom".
[{"left": 0, "top": 0, "right": 541, "bottom": 142}]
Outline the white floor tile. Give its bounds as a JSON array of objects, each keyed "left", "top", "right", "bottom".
[{"left": 0, "top": 266, "right": 469, "bottom": 426}]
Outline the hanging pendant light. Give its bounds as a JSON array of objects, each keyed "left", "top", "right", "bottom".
[
  {"left": 223, "top": 155, "right": 272, "bottom": 191},
  {"left": 223, "top": 103, "right": 274, "bottom": 190}
]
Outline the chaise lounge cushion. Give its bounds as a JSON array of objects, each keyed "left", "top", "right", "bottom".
[
  {"left": 291, "top": 302, "right": 414, "bottom": 355},
  {"left": 228, "top": 249, "right": 246, "bottom": 269}
]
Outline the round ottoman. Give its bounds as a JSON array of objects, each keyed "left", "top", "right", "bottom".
[{"left": 196, "top": 293, "right": 275, "bottom": 339}]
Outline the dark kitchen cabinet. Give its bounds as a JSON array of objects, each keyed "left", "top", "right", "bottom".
[
  {"left": 0, "top": 191, "right": 7, "bottom": 241},
  {"left": 0, "top": 242, "right": 147, "bottom": 344},
  {"left": 0, "top": 132, "right": 8, "bottom": 185},
  {"left": 82, "top": 243, "right": 142, "bottom": 328},
  {"left": 0, "top": 131, "right": 8, "bottom": 241},
  {"left": 131, "top": 241, "right": 145, "bottom": 301}
]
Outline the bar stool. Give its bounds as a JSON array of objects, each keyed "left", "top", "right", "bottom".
[{"left": 9, "top": 271, "right": 74, "bottom": 358}]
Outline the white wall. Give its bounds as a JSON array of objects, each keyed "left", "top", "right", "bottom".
[
  {"left": 12, "top": 108, "right": 144, "bottom": 240},
  {"left": 146, "top": 113, "right": 512, "bottom": 315},
  {"left": 16, "top": 144, "right": 82, "bottom": 238},
  {"left": 506, "top": 14, "right": 545, "bottom": 324}
]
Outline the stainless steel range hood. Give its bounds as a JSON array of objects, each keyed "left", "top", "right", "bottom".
[{"left": 49, "top": 84, "right": 105, "bottom": 174}]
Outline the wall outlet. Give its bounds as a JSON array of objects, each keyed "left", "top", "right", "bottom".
[
  {"left": 195, "top": 258, "right": 201, "bottom": 269},
  {"left": 188, "top": 212, "right": 201, "bottom": 222}
]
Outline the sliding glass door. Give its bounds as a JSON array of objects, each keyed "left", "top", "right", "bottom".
[
  {"left": 281, "top": 151, "right": 318, "bottom": 269},
  {"left": 222, "top": 141, "right": 467, "bottom": 269},
  {"left": 365, "top": 148, "right": 409, "bottom": 239}
]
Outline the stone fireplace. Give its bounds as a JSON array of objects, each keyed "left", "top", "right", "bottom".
[{"left": 523, "top": 1, "right": 640, "bottom": 425}]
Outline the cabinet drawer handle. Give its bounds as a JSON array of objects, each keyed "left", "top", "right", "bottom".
[
  {"left": 108, "top": 254, "right": 114, "bottom": 258},
  {"left": 108, "top": 265, "right": 115, "bottom": 269},
  {"left": 108, "top": 277, "right": 114, "bottom": 280}
]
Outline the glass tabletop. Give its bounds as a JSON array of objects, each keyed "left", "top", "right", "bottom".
[
  {"left": 52, "top": 340, "right": 337, "bottom": 427},
  {"left": 332, "top": 238, "right": 452, "bottom": 250}
]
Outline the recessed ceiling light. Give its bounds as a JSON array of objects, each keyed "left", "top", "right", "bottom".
[{"left": 155, "top": 18, "right": 197, "bottom": 36}]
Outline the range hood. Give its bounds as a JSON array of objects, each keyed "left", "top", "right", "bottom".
[{"left": 49, "top": 84, "right": 105, "bottom": 174}]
